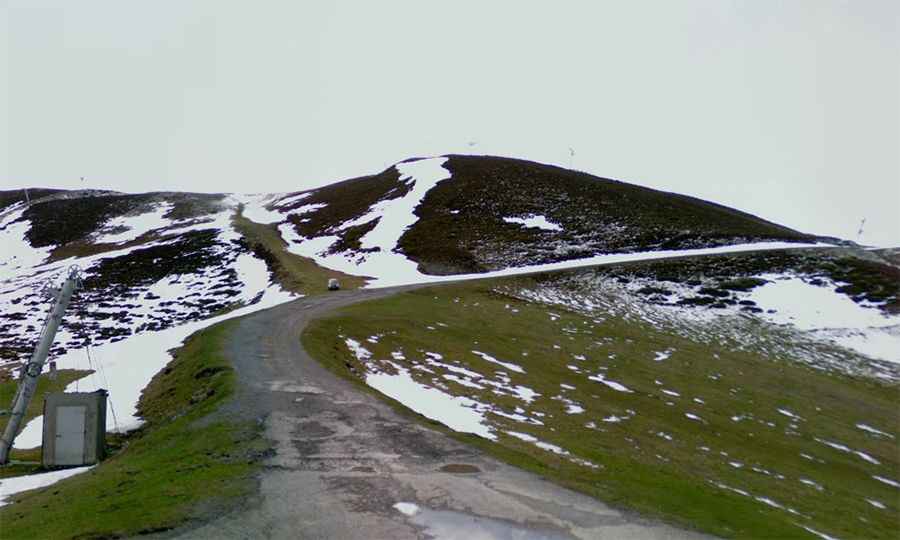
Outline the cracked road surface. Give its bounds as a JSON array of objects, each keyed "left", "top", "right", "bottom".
[{"left": 166, "top": 286, "right": 712, "bottom": 539}]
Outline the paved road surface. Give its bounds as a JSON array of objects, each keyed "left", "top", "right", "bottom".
[{"left": 160, "top": 284, "right": 711, "bottom": 540}]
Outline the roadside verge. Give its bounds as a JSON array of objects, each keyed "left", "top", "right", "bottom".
[{"left": 0, "top": 320, "right": 266, "bottom": 539}]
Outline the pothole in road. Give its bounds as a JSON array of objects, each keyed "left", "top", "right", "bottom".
[
  {"left": 299, "top": 421, "right": 335, "bottom": 439},
  {"left": 439, "top": 463, "right": 481, "bottom": 474}
]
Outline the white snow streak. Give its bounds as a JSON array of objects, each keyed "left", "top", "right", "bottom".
[
  {"left": 365, "top": 361, "right": 495, "bottom": 440},
  {"left": 0, "top": 466, "right": 94, "bottom": 506},
  {"left": 503, "top": 215, "right": 563, "bottom": 232}
]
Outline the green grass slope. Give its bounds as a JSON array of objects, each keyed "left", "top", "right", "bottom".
[
  {"left": 0, "top": 321, "right": 265, "bottom": 539},
  {"left": 303, "top": 275, "right": 899, "bottom": 539}
]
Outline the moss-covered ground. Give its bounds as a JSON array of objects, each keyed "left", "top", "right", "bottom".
[
  {"left": 303, "top": 279, "right": 900, "bottom": 539},
  {"left": 0, "top": 321, "right": 265, "bottom": 539}
]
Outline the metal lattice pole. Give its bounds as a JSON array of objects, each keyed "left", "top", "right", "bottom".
[{"left": 0, "top": 266, "right": 81, "bottom": 464}]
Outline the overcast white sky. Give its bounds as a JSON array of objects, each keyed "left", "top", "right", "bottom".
[{"left": 2, "top": 1, "right": 898, "bottom": 246}]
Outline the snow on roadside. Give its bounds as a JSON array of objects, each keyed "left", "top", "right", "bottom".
[
  {"left": 0, "top": 466, "right": 94, "bottom": 506},
  {"left": 364, "top": 359, "right": 496, "bottom": 440},
  {"left": 287, "top": 204, "right": 825, "bottom": 290},
  {"left": 348, "top": 341, "right": 551, "bottom": 441}
]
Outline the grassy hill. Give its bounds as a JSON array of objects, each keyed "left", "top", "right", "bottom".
[
  {"left": 272, "top": 155, "right": 820, "bottom": 278},
  {"left": 396, "top": 155, "right": 816, "bottom": 274},
  {"left": 303, "top": 253, "right": 899, "bottom": 539}
]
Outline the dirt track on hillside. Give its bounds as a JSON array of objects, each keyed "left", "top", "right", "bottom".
[{"left": 158, "top": 283, "right": 712, "bottom": 540}]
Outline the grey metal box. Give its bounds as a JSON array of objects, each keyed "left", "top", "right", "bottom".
[{"left": 41, "top": 390, "right": 107, "bottom": 468}]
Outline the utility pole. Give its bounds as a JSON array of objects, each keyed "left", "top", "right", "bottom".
[{"left": 0, "top": 266, "right": 82, "bottom": 464}]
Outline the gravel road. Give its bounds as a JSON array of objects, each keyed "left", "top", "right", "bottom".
[{"left": 156, "top": 282, "right": 711, "bottom": 540}]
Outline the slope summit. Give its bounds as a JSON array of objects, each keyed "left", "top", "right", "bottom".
[{"left": 274, "top": 155, "right": 816, "bottom": 279}]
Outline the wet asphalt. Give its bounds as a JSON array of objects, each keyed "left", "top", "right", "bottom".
[{"left": 153, "top": 283, "right": 713, "bottom": 540}]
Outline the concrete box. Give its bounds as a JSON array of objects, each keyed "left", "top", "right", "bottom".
[{"left": 41, "top": 390, "right": 107, "bottom": 468}]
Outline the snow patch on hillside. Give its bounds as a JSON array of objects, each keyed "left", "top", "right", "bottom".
[
  {"left": 0, "top": 466, "right": 94, "bottom": 506},
  {"left": 365, "top": 359, "right": 496, "bottom": 441},
  {"left": 14, "top": 273, "right": 294, "bottom": 448},
  {"left": 1, "top": 204, "right": 254, "bottom": 363},
  {"left": 745, "top": 275, "right": 900, "bottom": 364},
  {"left": 0, "top": 207, "right": 55, "bottom": 281},
  {"left": 749, "top": 275, "right": 893, "bottom": 331},
  {"left": 233, "top": 193, "right": 285, "bottom": 225},
  {"left": 503, "top": 269, "right": 900, "bottom": 379},
  {"left": 281, "top": 157, "right": 452, "bottom": 286},
  {"left": 2, "top": 198, "right": 299, "bottom": 447},
  {"left": 281, "top": 184, "right": 824, "bottom": 289},
  {"left": 503, "top": 215, "right": 563, "bottom": 232},
  {"left": 91, "top": 203, "right": 175, "bottom": 244}
]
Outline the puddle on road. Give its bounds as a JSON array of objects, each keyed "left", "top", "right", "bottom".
[
  {"left": 266, "top": 380, "right": 324, "bottom": 393},
  {"left": 394, "top": 502, "right": 571, "bottom": 540}
]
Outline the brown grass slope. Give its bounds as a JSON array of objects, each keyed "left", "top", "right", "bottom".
[
  {"left": 17, "top": 191, "right": 225, "bottom": 248},
  {"left": 0, "top": 188, "right": 64, "bottom": 211},
  {"left": 398, "top": 155, "right": 817, "bottom": 274}
]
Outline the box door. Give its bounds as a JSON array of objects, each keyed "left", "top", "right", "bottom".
[{"left": 54, "top": 405, "right": 87, "bottom": 466}]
